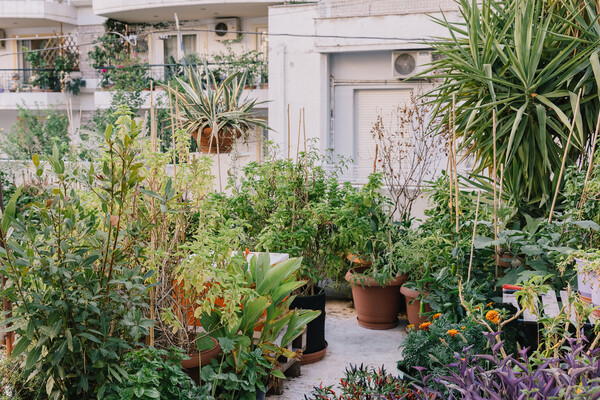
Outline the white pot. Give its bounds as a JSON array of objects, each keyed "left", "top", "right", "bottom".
[{"left": 576, "top": 258, "right": 593, "bottom": 298}]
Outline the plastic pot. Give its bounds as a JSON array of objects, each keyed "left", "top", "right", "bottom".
[
  {"left": 290, "top": 286, "right": 327, "bottom": 363},
  {"left": 400, "top": 285, "right": 431, "bottom": 327}
]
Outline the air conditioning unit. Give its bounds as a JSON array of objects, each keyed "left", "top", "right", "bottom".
[
  {"left": 391, "top": 51, "right": 431, "bottom": 79},
  {"left": 214, "top": 18, "right": 240, "bottom": 41}
]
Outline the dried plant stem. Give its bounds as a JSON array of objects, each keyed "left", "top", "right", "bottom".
[
  {"left": 373, "top": 144, "right": 378, "bottom": 174},
  {"left": 493, "top": 109, "right": 499, "bottom": 279},
  {"left": 452, "top": 94, "right": 459, "bottom": 234},
  {"left": 549, "top": 88, "right": 582, "bottom": 224},
  {"left": 577, "top": 111, "right": 600, "bottom": 220},
  {"left": 467, "top": 192, "right": 481, "bottom": 283}
]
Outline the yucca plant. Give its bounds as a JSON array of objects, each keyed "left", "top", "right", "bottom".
[
  {"left": 426, "top": 0, "right": 600, "bottom": 216},
  {"left": 167, "top": 67, "right": 269, "bottom": 154}
]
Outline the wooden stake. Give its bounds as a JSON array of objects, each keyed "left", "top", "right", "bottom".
[
  {"left": 150, "top": 80, "right": 157, "bottom": 152},
  {"left": 549, "top": 88, "right": 582, "bottom": 224},
  {"left": 467, "top": 192, "right": 481, "bottom": 283},
  {"left": 373, "top": 144, "right": 379, "bottom": 174},
  {"left": 287, "top": 104, "right": 291, "bottom": 159},
  {"left": 578, "top": 111, "right": 600, "bottom": 219},
  {"left": 452, "top": 94, "right": 459, "bottom": 234},
  {"left": 493, "top": 109, "right": 498, "bottom": 278},
  {"left": 296, "top": 109, "right": 302, "bottom": 161}
]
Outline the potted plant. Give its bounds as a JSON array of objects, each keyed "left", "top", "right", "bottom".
[
  {"left": 334, "top": 173, "right": 408, "bottom": 330},
  {"left": 167, "top": 66, "right": 269, "bottom": 154},
  {"left": 224, "top": 146, "right": 349, "bottom": 363}
]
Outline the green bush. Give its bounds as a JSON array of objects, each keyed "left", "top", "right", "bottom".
[
  {"left": 0, "top": 106, "right": 70, "bottom": 160},
  {"left": 104, "top": 347, "right": 208, "bottom": 400},
  {"left": 398, "top": 313, "right": 489, "bottom": 378}
]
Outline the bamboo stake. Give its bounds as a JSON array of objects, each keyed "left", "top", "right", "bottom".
[
  {"left": 499, "top": 163, "right": 504, "bottom": 208},
  {"left": 168, "top": 82, "right": 178, "bottom": 178},
  {"left": 150, "top": 81, "right": 156, "bottom": 152},
  {"left": 296, "top": 109, "right": 302, "bottom": 161},
  {"left": 467, "top": 192, "right": 481, "bottom": 283},
  {"left": 287, "top": 104, "right": 291, "bottom": 159},
  {"left": 493, "top": 109, "right": 499, "bottom": 279},
  {"left": 452, "top": 94, "right": 459, "bottom": 234},
  {"left": 549, "top": 88, "right": 582, "bottom": 224},
  {"left": 447, "top": 123, "right": 454, "bottom": 229},
  {"left": 577, "top": 111, "right": 600, "bottom": 220}
]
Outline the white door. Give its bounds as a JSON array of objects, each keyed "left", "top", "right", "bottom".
[{"left": 355, "top": 89, "right": 412, "bottom": 182}]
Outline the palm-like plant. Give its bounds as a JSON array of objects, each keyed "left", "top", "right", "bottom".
[
  {"left": 168, "top": 67, "right": 269, "bottom": 154},
  {"left": 426, "top": 0, "right": 600, "bottom": 215}
]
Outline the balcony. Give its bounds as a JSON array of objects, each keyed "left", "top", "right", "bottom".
[
  {"left": 92, "top": 0, "right": 279, "bottom": 23},
  {"left": 0, "top": 0, "right": 77, "bottom": 28},
  {"left": 0, "top": 68, "right": 81, "bottom": 110},
  {"left": 92, "top": 64, "right": 268, "bottom": 110}
]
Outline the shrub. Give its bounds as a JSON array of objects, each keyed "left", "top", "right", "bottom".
[
  {"left": 398, "top": 313, "right": 489, "bottom": 379},
  {"left": 408, "top": 332, "right": 600, "bottom": 399},
  {"left": 304, "top": 364, "right": 410, "bottom": 400},
  {"left": 104, "top": 347, "right": 208, "bottom": 400}
]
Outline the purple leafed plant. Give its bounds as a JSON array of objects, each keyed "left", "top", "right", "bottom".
[{"left": 405, "top": 332, "right": 600, "bottom": 399}]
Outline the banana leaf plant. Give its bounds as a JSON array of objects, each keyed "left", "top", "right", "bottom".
[
  {"left": 196, "top": 254, "right": 319, "bottom": 385},
  {"left": 424, "top": 0, "right": 600, "bottom": 216}
]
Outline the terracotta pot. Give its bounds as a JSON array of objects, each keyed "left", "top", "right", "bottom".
[
  {"left": 193, "top": 127, "right": 240, "bottom": 154},
  {"left": 346, "top": 253, "right": 372, "bottom": 267},
  {"left": 181, "top": 337, "right": 221, "bottom": 385},
  {"left": 400, "top": 285, "right": 432, "bottom": 327},
  {"left": 345, "top": 267, "right": 407, "bottom": 330}
]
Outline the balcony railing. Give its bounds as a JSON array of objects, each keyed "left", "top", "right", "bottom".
[
  {"left": 0, "top": 68, "right": 64, "bottom": 93},
  {"left": 94, "top": 62, "right": 268, "bottom": 91}
]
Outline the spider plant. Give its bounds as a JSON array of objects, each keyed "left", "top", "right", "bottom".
[
  {"left": 424, "top": 0, "right": 600, "bottom": 216},
  {"left": 167, "top": 66, "right": 269, "bottom": 153}
]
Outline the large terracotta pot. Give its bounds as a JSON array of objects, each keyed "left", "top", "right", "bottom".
[
  {"left": 400, "top": 285, "right": 431, "bottom": 327},
  {"left": 192, "top": 127, "right": 240, "bottom": 154},
  {"left": 345, "top": 267, "right": 407, "bottom": 330},
  {"left": 181, "top": 337, "right": 221, "bottom": 385}
]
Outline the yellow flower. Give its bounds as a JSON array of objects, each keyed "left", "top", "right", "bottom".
[
  {"left": 419, "top": 322, "right": 432, "bottom": 331},
  {"left": 447, "top": 329, "right": 459, "bottom": 337},
  {"left": 461, "top": 326, "right": 466, "bottom": 330},
  {"left": 486, "top": 310, "right": 500, "bottom": 324},
  {"left": 487, "top": 302, "right": 493, "bottom": 307},
  {"left": 407, "top": 324, "right": 415, "bottom": 330},
  {"left": 432, "top": 313, "right": 442, "bottom": 320}
]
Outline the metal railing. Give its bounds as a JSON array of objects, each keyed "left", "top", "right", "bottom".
[
  {"left": 94, "top": 62, "right": 268, "bottom": 90},
  {"left": 318, "top": 0, "right": 458, "bottom": 18},
  {"left": 0, "top": 68, "right": 66, "bottom": 93}
]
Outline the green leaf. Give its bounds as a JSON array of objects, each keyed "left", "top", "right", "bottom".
[{"left": 10, "top": 336, "right": 31, "bottom": 358}]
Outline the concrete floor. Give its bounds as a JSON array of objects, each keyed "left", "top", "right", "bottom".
[{"left": 271, "top": 299, "right": 408, "bottom": 399}]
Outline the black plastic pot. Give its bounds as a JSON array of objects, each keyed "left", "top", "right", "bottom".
[{"left": 290, "top": 286, "right": 326, "bottom": 355}]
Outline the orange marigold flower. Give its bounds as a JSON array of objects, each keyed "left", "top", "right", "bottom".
[
  {"left": 486, "top": 310, "right": 500, "bottom": 324},
  {"left": 475, "top": 306, "right": 481, "bottom": 310},
  {"left": 419, "top": 322, "right": 432, "bottom": 331},
  {"left": 432, "top": 313, "right": 442, "bottom": 320},
  {"left": 447, "top": 329, "right": 459, "bottom": 337},
  {"left": 487, "top": 302, "right": 493, "bottom": 307},
  {"left": 407, "top": 324, "right": 415, "bottom": 330},
  {"left": 461, "top": 326, "right": 466, "bottom": 330}
]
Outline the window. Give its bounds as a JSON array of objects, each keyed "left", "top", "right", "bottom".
[
  {"left": 163, "top": 34, "right": 197, "bottom": 63},
  {"left": 255, "top": 25, "right": 268, "bottom": 60}
]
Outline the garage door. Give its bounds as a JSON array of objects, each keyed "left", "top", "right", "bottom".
[{"left": 355, "top": 89, "right": 413, "bottom": 183}]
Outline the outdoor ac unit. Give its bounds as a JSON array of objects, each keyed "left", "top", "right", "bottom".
[
  {"left": 391, "top": 51, "right": 431, "bottom": 79},
  {"left": 0, "top": 30, "right": 5, "bottom": 50},
  {"left": 214, "top": 18, "right": 240, "bottom": 41}
]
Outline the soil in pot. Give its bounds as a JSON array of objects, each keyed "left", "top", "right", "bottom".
[
  {"left": 345, "top": 267, "right": 407, "bottom": 330},
  {"left": 290, "top": 286, "right": 327, "bottom": 363},
  {"left": 400, "top": 285, "right": 432, "bottom": 328},
  {"left": 181, "top": 337, "right": 221, "bottom": 385}
]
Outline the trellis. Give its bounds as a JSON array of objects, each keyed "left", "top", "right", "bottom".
[{"left": 40, "top": 33, "right": 79, "bottom": 70}]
